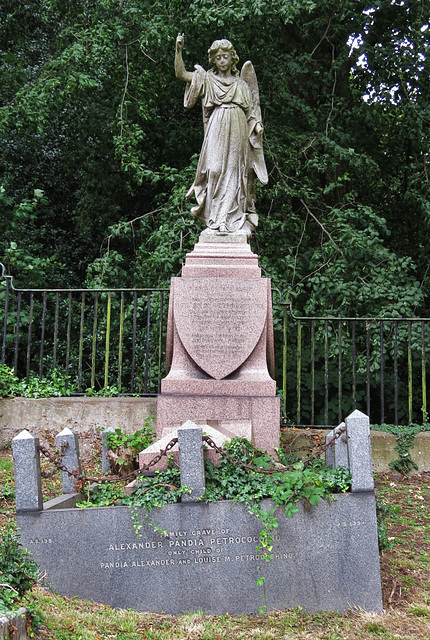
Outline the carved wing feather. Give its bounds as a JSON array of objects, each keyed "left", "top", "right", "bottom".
[
  {"left": 240, "top": 60, "right": 268, "bottom": 185},
  {"left": 240, "top": 60, "right": 262, "bottom": 121}
]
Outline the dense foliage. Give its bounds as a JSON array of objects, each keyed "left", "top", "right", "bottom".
[
  {"left": 0, "top": 363, "right": 72, "bottom": 397},
  {"left": 104, "top": 423, "right": 155, "bottom": 474},
  {"left": 0, "top": 1, "right": 428, "bottom": 316},
  {"left": 0, "top": 525, "right": 39, "bottom": 612}
]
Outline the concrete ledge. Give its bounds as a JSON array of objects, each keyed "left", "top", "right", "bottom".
[
  {"left": 0, "top": 608, "right": 27, "bottom": 640},
  {"left": 43, "top": 493, "right": 83, "bottom": 511},
  {"left": 281, "top": 428, "right": 430, "bottom": 472},
  {"left": 410, "top": 431, "right": 430, "bottom": 470},
  {"left": 0, "top": 397, "right": 157, "bottom": 447}
]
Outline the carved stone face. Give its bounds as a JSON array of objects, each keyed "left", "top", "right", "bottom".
[{"left": 214, "top": 50, "right": 232, "bottom": 74}]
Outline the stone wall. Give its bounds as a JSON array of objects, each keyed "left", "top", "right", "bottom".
[
  {"left": 2, "top": 397, "right": 429, "bottom": 471},
  {"left": 0, "top": 397, "right": 157, "bottom": 447},
  {"left": 282, "top": 427, "right": 430, "bottom": 472}
]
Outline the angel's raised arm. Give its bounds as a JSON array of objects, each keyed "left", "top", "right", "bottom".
[{"left": 175, "top": 33, "right": 193, "bottom": 84}]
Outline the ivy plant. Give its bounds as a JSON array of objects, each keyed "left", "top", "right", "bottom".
[
  {"left": 105, "top": 422, "right": 155, "bottom": 456},
  {"left": 101, "top": 421, "right": 155, "bottom": 474},
  {"left": 0, "top": 364, "right": 74, "bottom": 398},
  {"left": 0, "top": 525, "right": 39, "bottom": 614},
  {"left": 372, "top": 423, "right": 430, "bottom": 474},
  {"left": 77, "top": 437, "right": 351, "bottom": 553}
]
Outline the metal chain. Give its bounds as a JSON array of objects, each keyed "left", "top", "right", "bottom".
[
  {"left": 37, "top": 425, "right": 346, "bottom": 487},
  {"left": 202, "top": 424, "right": 346, "bottom": 475},
  {"left": 37, "top": 437, "right": 179, "bottom": 486},
  {"left": 40, "top": 442, "right": 70, "bottom": 478}
]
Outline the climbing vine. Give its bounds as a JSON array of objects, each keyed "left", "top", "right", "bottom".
[
  {"left": 78, "top": 437, "right": 351, "bottom": 516},
  {"left": 372, "top": 424, "right": 430, "bottom": 474}
]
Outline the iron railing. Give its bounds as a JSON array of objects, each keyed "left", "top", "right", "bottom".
[
  {"left": 1, "top": 266, "right": 429, "bottom": 426},
  {"left": 275, "top": 303, "right": 429, "bottom": 427},
  {"left": 0, "top": 267, "right": 168, "bottom": 395}
]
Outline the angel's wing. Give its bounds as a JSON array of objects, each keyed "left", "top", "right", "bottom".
[
  {"left": 240, "top": 60, "right": 262, "bottom": 122},
  {"left": 240, "top": 60, "right": 268, "bottom": 185}
]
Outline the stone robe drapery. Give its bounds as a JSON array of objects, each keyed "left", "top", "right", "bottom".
[{"left": 184, "top": 65, "right": 267, "bottom": 234}]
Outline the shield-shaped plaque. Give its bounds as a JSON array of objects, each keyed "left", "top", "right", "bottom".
[{"left": 174, "top": 278, "right": 267, "bottom": 379}]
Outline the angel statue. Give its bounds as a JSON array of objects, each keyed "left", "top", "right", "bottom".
[{"left": 175, "top": 33, "right": 268, "bottom": 238}]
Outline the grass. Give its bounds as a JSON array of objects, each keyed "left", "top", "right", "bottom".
[
  {"left": 1, "top": 445, "right": 429, "bottom": 640},
  {"left": 20, "top": 598, "right": 430, "bottom": 639}
]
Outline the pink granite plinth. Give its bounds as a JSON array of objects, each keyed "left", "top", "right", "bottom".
[
  {"left": 180, "top": 238, "right": 261, "bottom": 278},
  {"left": 154, "top": 236, "right": 280, "bottom": 458},
  {"left": 157, "top": 394, "right": 280, "bottom": 454}
]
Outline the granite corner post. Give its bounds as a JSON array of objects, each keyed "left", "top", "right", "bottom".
[
  {"left": 325, "top": 410, "right": 374, "bottom": 493},
  {"left": 178, "top": 420, "right": 205, "bottom": 502},
  {"left": 56, "top": 427, "right": 82, "bottom": 494},
  {"left": 101, "top": 426, "right": 115, "bottom": 474},
  {"left": 345, "top": 410, "right": 374, "bottom": 492},
  {"left": 12, "top": 430, "right": 43, "bottom": 512}
]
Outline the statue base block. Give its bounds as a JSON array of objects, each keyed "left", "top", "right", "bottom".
[
  {"left": 157, "top": 393, "right": 280, "bottom": 453},
  {"left": 157, "top": 237, "right": 280, "bottom": 453}
]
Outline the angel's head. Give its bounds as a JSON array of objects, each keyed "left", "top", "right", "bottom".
[{"left": 208, "top": 39, "right": 239, "bottom": 76}]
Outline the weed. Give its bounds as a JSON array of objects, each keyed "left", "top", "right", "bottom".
[
  {"left": 0, "top": 458, "right": 13, "bottom": 472},
  {"left": 407, "top": 604, "right": 430, "bottom": 618},
  {"left": 85, "top": 385, "right": 120, "bottom": 397},
  {"left": 76, "top": 482, "right": 128, "bottom": 508},
  {"left": 102, "top": 420, "right": 155, "bottom": 474},
  {"left": 376, "top": 497, "right": 395, "bottom": 552},
  {"left": 0, "top": 364, "right": 74, "bottom": 398},
  {"left": 105, "top": 422, "right": 155, "bottom": 458},
  {"left": 0, "top": 481, "right": 15, "bottom": 501},
  {"left": 0, "top": 525, "right": 39, "bottom": 614},
  {"left": 363, "top": 620, "right": 388, "bottom": 634}
]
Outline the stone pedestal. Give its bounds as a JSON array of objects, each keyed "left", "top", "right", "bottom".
[{"left": 157, "top": 236, "right": 280, "bottom": 453}]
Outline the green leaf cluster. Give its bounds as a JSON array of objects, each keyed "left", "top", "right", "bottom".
[
  {"left": 203, "top": 438, "right": 351, "bottom": 517},
  {"left": 105, "top": 425, "right": 155, "bottom": 455},
  {"left": 0, "top": 364, "right": 73, "bottom": 398},
  {"left": 0, "top": 525, "right": 39, "bottom": 608}
]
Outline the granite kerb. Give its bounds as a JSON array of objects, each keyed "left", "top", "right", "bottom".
[
  {"left": 13, "top": 411, "right": 383, "bottom": 614},
  {"left": 0, "top": 607, "right": 28, "bottom": 640},
  {"left": 16, "top": 491, "right": 383, "bottom": 615}
]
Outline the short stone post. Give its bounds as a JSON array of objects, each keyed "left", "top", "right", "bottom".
[
  {"left": 345, "top": 410, "right": 374, "bottom": 492},
  {"left": 56, "top": 427, "right": 82, "bottom": 494},
  {"left": 178, "top": 420, "right": 205, "bottom": 503},
  {"left": 12, "top": 430, "right": 43, "bottom": 511},
  {"left": 325, "top": 422, "right": 349, "bottom": 469},
  {"left": 0, "top": 607, "right": 27, "bottom": 640},
  {"left": 101, "top": 426, "right": 115, "bottom": 474}
]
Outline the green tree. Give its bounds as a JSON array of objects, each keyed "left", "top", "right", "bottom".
[{"left": 0, "top": 0, "right": 428, "bottom": 318}]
